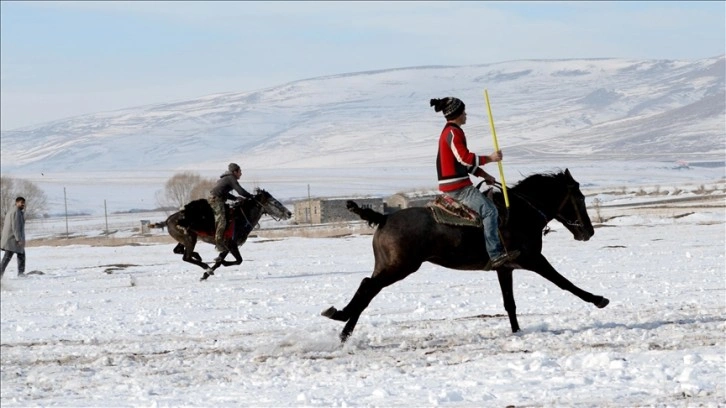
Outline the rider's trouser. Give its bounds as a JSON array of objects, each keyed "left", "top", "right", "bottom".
[
  {"left": 446, "top": 185, "right": 504, "bottom": 259},
  {"left": 208, "top": 195, "right": 226, "bottom": 246}
]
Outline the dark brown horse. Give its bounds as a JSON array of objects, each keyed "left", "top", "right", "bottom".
[
  {"left": 322, "top": 169, "right": 609, "bottom": 342},
  {"left": 151, "top": 188, "right": 291, "bottom": 281}
]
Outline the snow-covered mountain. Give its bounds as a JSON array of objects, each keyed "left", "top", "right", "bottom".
[
  {"left": 1, "top": 56, "right": 724, "bottom": 214},
  {"left": 3, "top": 56, "right": 724, "bottom": 171}
]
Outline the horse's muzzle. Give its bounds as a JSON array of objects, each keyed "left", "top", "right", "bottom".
[{"left": 576, "top": 229, "right": 594, "bottom": 241}]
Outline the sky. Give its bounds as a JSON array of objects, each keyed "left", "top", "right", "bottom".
[
  {"left": 1, "top": 178, "right": 724, "bottom": 406},
  {"left": 1, "top": 1, "right": 724, "bottom": 130}
]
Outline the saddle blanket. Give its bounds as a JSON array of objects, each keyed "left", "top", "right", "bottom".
[
  {"left": 426, "top": 195, "right": 482, "bottom": 228},
  {"left": 196, "top": 219, "right": 237, "bottom": 240}
]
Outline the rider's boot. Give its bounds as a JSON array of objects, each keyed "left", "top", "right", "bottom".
[
  {"left": 485, "top": 250, "right": 521, "bottom": 270},
  {"left": 214, "top": 238, "right": 227, "bottom": 252}
]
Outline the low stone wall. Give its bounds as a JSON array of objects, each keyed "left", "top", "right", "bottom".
[{"left": 27, "top": 221, "right": 376, "bottom": 247}]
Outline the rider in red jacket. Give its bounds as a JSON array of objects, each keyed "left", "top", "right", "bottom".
[{"left": 432, "top": 97, "right": 519, "bottom": 269}]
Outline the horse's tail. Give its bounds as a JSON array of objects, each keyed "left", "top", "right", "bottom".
[{"left": 346, "top": 200, "right": 387, "bottom": 228}]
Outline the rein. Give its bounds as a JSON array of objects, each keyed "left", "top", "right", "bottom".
[
  {"left": 233, "top": 199, "right": 254, "bottom": 227},
  {"left": 489, "top": 180, "right": 583, "bottom": 231}
]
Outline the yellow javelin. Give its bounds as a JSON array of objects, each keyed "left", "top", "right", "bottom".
[{"left": 484, "top": 89, "right": 510, "bottom": 209}]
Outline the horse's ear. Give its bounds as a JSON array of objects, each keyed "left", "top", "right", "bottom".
[{"left": 563, "top": 168, "right": 579, "bottom": 188}]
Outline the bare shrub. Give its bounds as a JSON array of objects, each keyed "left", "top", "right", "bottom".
[
  {"left": 0, "top": 176, "right": 13, "bottom": 221},
  {"left": 189, "top": 178, "right": 216, "bottom": 201},
  {"left": 1, "top": 176, "right": 49, "bottom": 230},
  {"left": 591, "top": 198, "right": 603, "bottom": 223},
  {"left": 156, "top": 172, "right": 215, "bottom": 209}
]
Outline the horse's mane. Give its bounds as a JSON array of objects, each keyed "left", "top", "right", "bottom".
[{"left": 511, "top": 170, "right": 567, "bottom": 193}]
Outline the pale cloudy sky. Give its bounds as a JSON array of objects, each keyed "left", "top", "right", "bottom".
[{"left": 1, "top": 1, "right": 724, "bottom": 130}]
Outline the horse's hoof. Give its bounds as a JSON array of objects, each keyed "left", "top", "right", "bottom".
[
  {"left": 596, "top": 297, "right": 610, "bottom": 308},
  {"left": 321, "top": 306, "right": 338, "bottom": 318}
]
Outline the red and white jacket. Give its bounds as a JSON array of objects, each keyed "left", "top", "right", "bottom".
[{"left": 436, "top": 123, "right": 489, "bottom": 192}]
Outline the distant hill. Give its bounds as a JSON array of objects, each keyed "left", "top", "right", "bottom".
[
  {"left": 2, "top": 56, "right": 723, "bottom": 174},
  {"left": 1, "top": 56, "right": 723, "bottom": 215}
]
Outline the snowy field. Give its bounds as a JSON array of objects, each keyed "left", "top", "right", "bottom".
[
  {"left": 2, "top": 54, "right": 724, "bottom": 407},
  {"left": 1, "top": 190, "right": 724, "bottom": 407}
]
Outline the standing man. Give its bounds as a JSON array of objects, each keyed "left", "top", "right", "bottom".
[
  {"left": 431, "top": 97, "right": 519, "bottom": 270},
  {"left": 208, "top": 163, "right": 253, "bottom": 252},
  {"left": 1, "top": 197, "right": 27, "bottom": 278}
]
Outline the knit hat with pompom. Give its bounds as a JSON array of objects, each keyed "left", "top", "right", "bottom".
[{"left": 430, "top": 97, "right": 465, "bottom": 120}]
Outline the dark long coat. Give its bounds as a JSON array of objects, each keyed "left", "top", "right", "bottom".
[{"left": 1, "top": 206, "right": 25, "bottom": 254}]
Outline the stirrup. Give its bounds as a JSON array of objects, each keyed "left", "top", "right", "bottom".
[{"left": 485, "top": 250, "right": 520, "bottom": 270}]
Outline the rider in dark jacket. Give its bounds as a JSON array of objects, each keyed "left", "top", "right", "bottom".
[{"left": 208, "top": 163, "right": 253, "bottom": 252}]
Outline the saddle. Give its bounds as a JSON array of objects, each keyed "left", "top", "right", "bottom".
[
  {"left": 427, "top": 194, "right": 482, "bottom": 228},
  {"left": 179, "top": 199, "right": 251, "bottom": 240}
]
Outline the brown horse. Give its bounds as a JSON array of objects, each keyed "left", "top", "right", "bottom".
[
  {"left": 151, "top": 188, "right": 291, "bottom": 281},
  {"left": 322, "top": 169, "right": 609, "bottom": 342}
]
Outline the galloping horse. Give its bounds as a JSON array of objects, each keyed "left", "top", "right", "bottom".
[
  {"left": 322, "top": 169, "right": 609, "bottom": 342},
  {"left": 152, "top": 188, "right": 291, "bottom": 281}
]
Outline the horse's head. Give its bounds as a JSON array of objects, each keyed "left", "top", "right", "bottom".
[
  {"left": 552, "top": 169, "right": 594, "bottom": 241},
  {"left": 512, "top": 169, "right": 594, "bottom": 241},
  {"left": 252, "top": 188, "right": 292, "bottom": 221}
]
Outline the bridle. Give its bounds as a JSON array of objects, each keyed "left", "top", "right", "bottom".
[
  {"left": 263, "top": 201, "right": 287, "bottom": 222},
  {"left": 553, "top": 186, "right": 586, "bottom": 230},
  {"left": 247, "top": 192, "right": 287, "bottom": 222},
  {"left": 486, "top": 180, "right": 585, "bottom": 232}
]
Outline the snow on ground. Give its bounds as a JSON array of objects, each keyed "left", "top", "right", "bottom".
[{"left": 1, "top": 198, "right": 724, "bottom": 407}]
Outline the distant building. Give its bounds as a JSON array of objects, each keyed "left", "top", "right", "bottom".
[
  {"left": 293, "top": 197, "right": 384, "bottom": 224},
  {"left": 385, "top": 190, "right": 440, "bottom": 213}
]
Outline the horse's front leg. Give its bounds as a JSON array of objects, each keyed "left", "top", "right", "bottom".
[
  {"left": 181, "top": 237, "right": 213, "bottom": 272},
  {"left": 201, "top": 251, "right": 227, "bottom": 281},
  {"left": 220, "top": 245, "right": 243, "bottom": 267},
  {"left": 495, "top": 267, "right": 520, "bottom": 333},
  {"left": 520, "top": 253, "right": 609, "bottom": 308}
]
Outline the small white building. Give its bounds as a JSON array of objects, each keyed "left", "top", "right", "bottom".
[
  {"left": 385, "top": 190, "right": 440, "bottom": 213},
  {"left": 293, "top": 197, "right": 384, "bottom": 224}
]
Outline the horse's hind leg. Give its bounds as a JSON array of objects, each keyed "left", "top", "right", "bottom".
[
  {"left": 177, "top": 235, "right": 214, "bottom": 278},
  {"left": 322, "top": 276, "right": 385, "bottom": 342},
  {"left": 322, "top": 277, "right": 379, "bottom": 321},
  {"left": 173, "top": 242, "right": 202, "bottom": 264},
  {"left": 323, "top": 263, "right": 417, "bottom": 343},
  {"left": 496, "top": 268, "right": 520, "bottom": 333}
]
